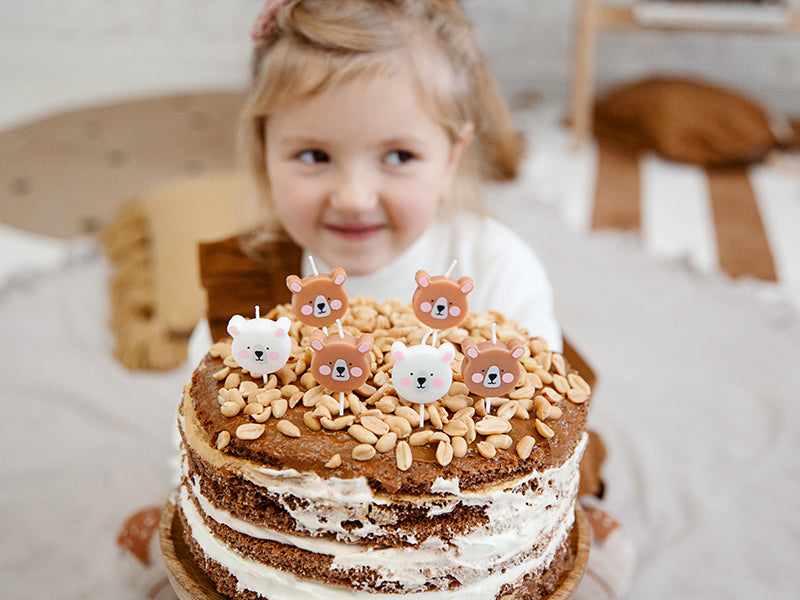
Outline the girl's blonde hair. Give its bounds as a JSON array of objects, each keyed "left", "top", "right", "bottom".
[{"left": 240, "top": 0, "right": 522, "bottom": 236}]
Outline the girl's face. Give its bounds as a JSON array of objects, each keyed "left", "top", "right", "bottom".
[{"left": 265, "top": 69, "right": 470, "bottom": 276}]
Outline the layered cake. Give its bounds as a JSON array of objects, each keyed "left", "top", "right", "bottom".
[{"left": 174, "top": 296, "right": 591, "bottom": 599}]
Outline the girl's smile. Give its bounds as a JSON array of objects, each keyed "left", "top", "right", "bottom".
[
  {"left": 265, "top": 68, "right": 470, "bottom": 276},
  {"left": 323, "top": 221, "right": 387, "bottom": 242}
]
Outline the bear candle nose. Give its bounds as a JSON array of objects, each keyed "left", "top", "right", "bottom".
[
  {"left": 254, "top": 350, "right": 263, "bottom": 359},
  {"left": 436, "top": 304, "right": 445, "bottom": 314},
  {"left": 336, "top": 366, "right": 346, "bottom": 375},
  {"left": 488, "top": 372, "right": 497, "bottom": 382},
  {"left": 317, "top": 303, "right": 327, "bottom": 312},
  {"left": 417, "top": 377, "right": 427, "bottom": 387}
]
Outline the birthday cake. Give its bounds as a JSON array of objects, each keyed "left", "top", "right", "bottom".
[{"left": 173, "top": 269, "right": 591, "bottom": 600}]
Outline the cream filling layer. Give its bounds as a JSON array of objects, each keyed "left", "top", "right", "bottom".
[
  {"left": 180, "top": 489, "right": 574, "bottom": 600},
  {"left": 181, "top": 433, "right": 587, "bottom": 594},
  {"left": 235, "top": 434, "right": 587, "bottom": 546}
]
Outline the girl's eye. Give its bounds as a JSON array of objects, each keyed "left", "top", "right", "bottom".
[
  {"left": 297, "top": 149, "right": 329, "bottom": 164},
  {"left": 385, "top": 150, "right": 415, "bottom": 166}
]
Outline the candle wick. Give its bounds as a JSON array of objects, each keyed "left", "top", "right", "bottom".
[
  {"left": 336, "top": 319, "right": 344, "bottom": 338},
  {"left": 340, "top": 392, "right": 345, "bottom": 416},
  {"left": 308, "top": 255, "right": 319, "bottom": 276},
  {"left": 491, "top": 323, "right": 497, "bottom": 344},
  {"left": 255, "top": 305, "right": 260, "bottom": 319},
  {"left": 444, "top": 259, "right": 458, "bottom": 279}
]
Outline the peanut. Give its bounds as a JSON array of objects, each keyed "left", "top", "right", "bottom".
[
  {"left": 360, "top": 415, "right": 390, "bottom": 436},
  {"left": 451, "top": 436, "right": 468, "bottom": 458},
  {"left": 396, "top": 441, "right": 413, "bottom": 471},
  {"left": 352, "top": 444, "right": 376, "bottom": 462},
  {"left": 348, "top": 424, "right": 378, "bottom": 445},
  {"left": 475, "top": 416, "right": 512, "bottom": 436},
  {"left": 276, "top": 419, "right": 301, "bottom": 438},
  {"left": 486, "top": 434, "right": 513, "bottom": 450},
  {"left": 215, "top": 430, "right": 231, "bottom": 450},
  {"left": 516, "top": 435, "right": 536, "bottom": 459},
  {"left": 236, "top": 423, "right": 265, "bottom": 440},
  {"left": 212, "top": 366, "right": 230, "bottom": 381},
  {"left": 535, "top": 419, "right": 555, "bottom": 439},
  {"left": 375, "top": 432, "right": 398, "bottom": 453},
  {"left": 436, "top": 441, "right": 454, "bottom": 467},
  {"left": 477, "top": 441, "right": 497, "bottom": 459}
]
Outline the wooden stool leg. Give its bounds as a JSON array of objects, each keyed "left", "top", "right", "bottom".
[{"left": 570, "top": 0, "right": 599, "bottom": 150}]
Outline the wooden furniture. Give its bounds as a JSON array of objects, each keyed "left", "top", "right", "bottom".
[{"left": 569, "top": 0, "right": 800, "bottom": 148}]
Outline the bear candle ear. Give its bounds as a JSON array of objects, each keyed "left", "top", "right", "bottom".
[
  {"left": 439, "top": 342, "right": 455, "bottom": 363},
  {"left": 227, "top": 315, "right": 246, "bottom": 337},
  {"left": 275, "top": 316, "right": 291, "bottom": 338},
  {"left": 415, "top": 269, "right": 430, "bottom": 288},
  {"left": 286, "top": 275, "right": 303, "bottom": 294},
  {"left": 391, "top": 341, "right": 407, "bottom": 362},
  {"left": 458, "top": 276, "right": 474, "bottom": 295},
  {"left": 310, "top": 329, "right": 325, "bottom": 352},
  {"left": 508, "top": 338, "right": 525, "bottom": 360},
  {"left": 461, "top": 338, "right": 478, "bottom": 359},
  {"left": 331, "top": 266, "right": 347, "bottom": 287},
  {"left": 357, "top": 334, "right": 374, "bottom": 355}
]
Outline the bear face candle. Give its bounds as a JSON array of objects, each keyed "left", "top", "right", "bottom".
[
  {"left": 286, "top": 266, "right": 348, "bottom": 328},
  {"left": 411, "top": 269, "right": 473, "bottom": 330},
  {"left": 460, "top": 336, "right": 525, "bottom": 398},
  {"left": 390, "top": 341, "right": 456, "bottom": 406},
  {"left": 227, "top": 311, "right": 292, "bottom": 380},
  {"left": 309, "top": 329, "right": 374, "bottom": 395}
]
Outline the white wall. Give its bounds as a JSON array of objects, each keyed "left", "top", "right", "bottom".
[{"left": 1, "top": 0, "right": 799, "bottom": 129}]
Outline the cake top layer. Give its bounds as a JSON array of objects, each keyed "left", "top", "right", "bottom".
[{"left": 187, "top": 297, "right": 591, "bottom": 495}]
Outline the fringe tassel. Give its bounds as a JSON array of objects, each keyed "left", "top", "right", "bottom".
[{"left": 101, "top": 200, "right": 188, "bottom": 370}]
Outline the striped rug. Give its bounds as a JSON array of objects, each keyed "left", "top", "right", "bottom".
[{"left": 522, "top": 112, "right": 800, "bottom": 314}]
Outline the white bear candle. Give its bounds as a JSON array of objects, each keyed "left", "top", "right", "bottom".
[
  {"left": 390, "top": 340, "right": 456, "bottom": 427},
  {"left": 226, "top": 307, "right": 292, "bottom": 381}
]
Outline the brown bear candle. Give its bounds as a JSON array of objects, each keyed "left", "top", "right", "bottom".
[
  {"left": 461, "top": 327, "right": 525, "bottom": 414},
  {"left": 286, "top": 264, "right": 348, "bottom": 329},
  {"left": 411, "top": 268, "right": 474, "bottom": 331},
  {"left": 309, "top": 327, "right": 374, "bottom": 415}
]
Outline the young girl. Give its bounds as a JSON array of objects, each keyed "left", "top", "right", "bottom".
[
  {"left": 188, "top": 0, "right": 562, "bottom": 361},
  {"left": 120, "top": 1, "right": 632, "bottom": 598}
]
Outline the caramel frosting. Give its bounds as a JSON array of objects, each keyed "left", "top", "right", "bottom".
[{"left": 187, "top": 297, "right": 591, "bottom": 495}]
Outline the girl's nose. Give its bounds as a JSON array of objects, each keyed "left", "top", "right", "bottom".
[{"left": 330, "top": 168, "right": 378, "bottom": 211}]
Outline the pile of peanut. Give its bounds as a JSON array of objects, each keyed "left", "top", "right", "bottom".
[{"left": 207, "top": 298, "right": 590, "bottom": 472}]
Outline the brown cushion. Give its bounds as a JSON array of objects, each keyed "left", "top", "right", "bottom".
[{"left": 593, "top": 77, "right": 778, "bottom": 167}]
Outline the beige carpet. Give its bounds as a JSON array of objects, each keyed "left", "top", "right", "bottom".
[{"left": 0, "top": 91, "right": 243, "bottom": 238}]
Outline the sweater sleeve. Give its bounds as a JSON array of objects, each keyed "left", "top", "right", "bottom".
[{"left": 450, "top": 214, "right": 563, "bottom": 352}]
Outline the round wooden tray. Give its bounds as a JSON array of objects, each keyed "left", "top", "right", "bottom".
[{"left": 159, "top": 499, "right": 589, "bottom": 600}]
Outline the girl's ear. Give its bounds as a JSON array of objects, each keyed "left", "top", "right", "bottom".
[{"left": 440, "top": 122, "right": 475, "bottom": 199}]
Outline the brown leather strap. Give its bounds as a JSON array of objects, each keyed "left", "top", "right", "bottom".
[{"left": 198, "top": 233, "right": 303, "bottom": 341}]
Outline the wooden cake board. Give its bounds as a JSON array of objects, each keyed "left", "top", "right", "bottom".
[{"left": 159, "top": 498, "right": 589, "bottom": 600}]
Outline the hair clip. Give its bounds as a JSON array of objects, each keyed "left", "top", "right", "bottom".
[{"left": 251, "top": 0, "right": 292, "bottom": 42}]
